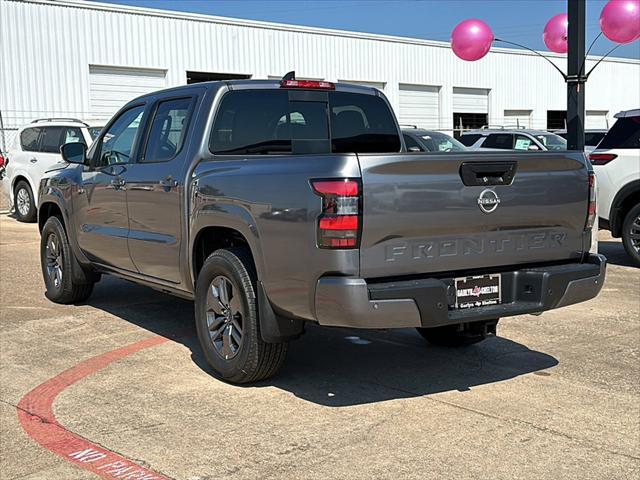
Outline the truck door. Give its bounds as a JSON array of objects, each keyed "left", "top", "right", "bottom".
[
  {"left": 123, "top": 94, "right": 198, "bottom": 284},
  {"left": 74, "top": 104, "right": 147, "bottom": 272}
]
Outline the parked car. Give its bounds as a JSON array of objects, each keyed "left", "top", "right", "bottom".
[
  {"left": 556, "top": 129, "right": 608, "bottom": 153},
  {"left": 4, "top": 118, "right": 103, "bottom": 222},
  {"left": 38, "top": 77, "right": 605, "bottom": 383},
  {"left": 401, "top": 127, "right": 467, "bottom": 152},
  {"left": 589, "top": 109, "right": 640, "bottom": 264},
  {"left": 460, "top": 128, "right": 567, "bottom": 152}
]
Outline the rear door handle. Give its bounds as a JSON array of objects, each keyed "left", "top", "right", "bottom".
[
  {"left": 30, "top": 158, "right": 38, "bottom": 163},
  {"left": 159, "top": 176, "right": 178, "bottom": 188}
]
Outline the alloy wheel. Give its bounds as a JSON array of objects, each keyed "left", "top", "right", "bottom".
[
  {"left": 45, "top": 233, "right": 63, "bottom": 289},
  {"left": 630, "top": 214, "right": 640, "bottom": 254},
  {"left": 16, "top": 188, "right": 30, "bottom": 217},
  {"left": 206, "top": 275, "right": 244, "bottom": 360}
]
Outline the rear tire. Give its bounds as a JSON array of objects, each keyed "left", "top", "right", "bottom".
[
  {"left": 417, "top": 320, "right": 498, "bottom": 347},
  {"left": 195, "top": 248, "right": 288, "bottom": 384},
  {"left": 14, "top": 181, "right": 36, "bottom": 223},
  {"left": 40, "top": 216, "right": 94, "bottom": 303},
  {"left": 621, "top": 203, "right": 640, "bottom": 266}
]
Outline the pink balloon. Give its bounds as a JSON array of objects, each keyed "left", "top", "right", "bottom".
[
  {"left": 600, "top": 0, "right": 640, "bottom": 44},
  {"left": 451, "top": 19, "right": 494, "bottom": 61},
  {"left": 543, "top": 13, "right": 569, "bottom": 53}
]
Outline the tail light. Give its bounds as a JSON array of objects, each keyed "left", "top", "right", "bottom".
[
  {"left": 589, "top": 153, "right": 617, "bottom": 165},
  {"left": 585, "top": 172, "right": 597, "bottom": 230},
  {"left": 281, "top": 79, "right": 335, "bottom": 90},
  {"left": 0, "top": 153, "right": 5, "bottom": 168},
  {"left": 311, "top": 179, "right": 361, "bottom": 249}
]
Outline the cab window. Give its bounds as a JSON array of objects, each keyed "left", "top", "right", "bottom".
[
  {"left": 142, "top": 97, "right": 194, "bottom": 162},
  {"left": 95, "top": 106, "right": 145, "bottom": 167}
]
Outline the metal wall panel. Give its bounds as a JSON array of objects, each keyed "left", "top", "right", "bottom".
[{"left": 1, "top": 0, "right": 639, "bottom": 147}]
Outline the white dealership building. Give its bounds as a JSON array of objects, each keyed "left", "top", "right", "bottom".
[{"left": 1, "top": 0, "right": 639, "bottom": 149}]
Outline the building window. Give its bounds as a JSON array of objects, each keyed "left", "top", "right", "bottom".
[
  {"left": 547, "top": 110, "right": 567, "bottom": 130},
  {"left": 453, "top": 113, "right": 487, "bottom": 138}
]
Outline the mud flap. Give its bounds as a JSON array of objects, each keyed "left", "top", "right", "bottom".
[{"left": 258, "top": 281, "right": 304, "bottom": 343}]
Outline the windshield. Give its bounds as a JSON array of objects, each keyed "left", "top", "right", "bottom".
[
  {"left": 88, "top": 127, "right": 103, "bottom": 141},
  {"left": 535, "top": 133, "right": 567, "bottom": 151},
  {"left": 421, "top": 132, "right": 466, "bottom": 152}
]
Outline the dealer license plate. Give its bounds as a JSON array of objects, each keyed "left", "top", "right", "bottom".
[{"left": 454, "top": 274, "right": 502, "bottom": 309}]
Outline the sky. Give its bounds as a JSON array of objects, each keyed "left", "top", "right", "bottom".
[{"left": 92, "top": 0, "right": 640, "bottom": 59}]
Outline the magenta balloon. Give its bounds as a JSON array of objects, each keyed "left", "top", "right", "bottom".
[
  {"left": 600, "top": 0, "right": 640, "bottom": 44},
  {"left": 543, "top": 13, "right": 569, "bottom": 54},
  {"left": 451, "top": 19, "right": 494, "bottom": 61}
]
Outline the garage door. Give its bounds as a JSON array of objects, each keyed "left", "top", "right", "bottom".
[
  {"left": 399, "top": 84, "right": 440, "bottom": 129},
  {"left": 338, "top": 80, "right": 385, "bottom": 92},
  {"left": 585, "top": 110, "right": 609, "bottom": 129},
  {"left": 504, "top": 109, "right": 532, "bottom": 128},
  {"left": 453, "top": 87, "right": 489, "bottom": 113},
  {"left": 89, "top": 65, "right": 167, "bottom": 118}
]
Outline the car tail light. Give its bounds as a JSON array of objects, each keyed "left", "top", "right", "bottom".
[
  {"left": 589, "top": 153, "right": 617, "bottom": 165},
  {"left": 281, "top": 79, "right": 335, "bottom": 90},
  {"left": 311, "top": 179, "right": 361, "bottom": 249},
  {"left": 585, "top": 172, "right": 597, "bottom": 230},
  {"left": 0, "top": 153, "right": 5, "bottom": 168}
]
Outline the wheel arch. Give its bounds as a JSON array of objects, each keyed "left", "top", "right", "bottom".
[{"left": 610, "top": 180, "right": 640, "bottom": 237}]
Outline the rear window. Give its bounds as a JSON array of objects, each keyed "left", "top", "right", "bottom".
[
  {"left": 584, "top": 131, "right": 606, "bottom": 147},
  {"left": 459, "top": 134, "right": 482, "bottom": 146},
  {"left": 598, "top": 117, "right": 640, "bottom": 149},
  {"left": 20, "top": 128, "right": 41, "bottom": 152},
  {"left": 209, "top": 89, "right": 400, "bottom": 155},
  {"left": 483, "top": 133, "right": 514, "bottom": 149}
]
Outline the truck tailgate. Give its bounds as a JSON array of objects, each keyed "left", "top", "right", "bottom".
[{"left": 358, "top": 151, "right": 589, "bottom": 278}]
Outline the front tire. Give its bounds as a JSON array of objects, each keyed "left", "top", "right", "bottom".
[
  {"left": 195, "top": 248, "right": 288, "bottom": 384},
  {"left": 621, "top": 203, "right": 640, "bottom": 266},
  {"left": 40, "top": 216, "right": 94, "bottom": 303},
  {"left": 417, "top": 320, "right": 498, "bottom": 347},
  {"left": 14, "top": 181, "right": 36, "bottom": 222}
]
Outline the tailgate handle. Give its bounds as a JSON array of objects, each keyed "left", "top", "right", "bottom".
[{"left": 459, "top": 162, "right": 517, "bottom": 186}]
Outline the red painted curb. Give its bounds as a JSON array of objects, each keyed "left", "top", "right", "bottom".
[{"left": 17, "top": 335, "right": 173, "bottom": 480}]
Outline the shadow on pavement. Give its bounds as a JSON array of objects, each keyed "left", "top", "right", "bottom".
[
  {"left": 598, "top": 240, "right": 636, "bottom": 268},
  {"left": 87, "top": 276, "right": 558, "bottom": 407}
]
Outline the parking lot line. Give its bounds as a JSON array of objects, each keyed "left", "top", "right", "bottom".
[{"left": 17, "top": 335, "right": 173, "bottom": 480}]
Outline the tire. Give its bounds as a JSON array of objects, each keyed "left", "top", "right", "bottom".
[
  {"left": 40, "top": 216, "right": 94, "bottom": 304},
  {"left": 195, "top": 248, "right": 288, "bottom": 384},
  {"left": 621, "top": 203, "right": 640, "bottom": 266},
  {"left": 14, "top": 180, "right": 36, "bottom": 223},
  {"left": 416, "top": 319, "right": 498, "bottom": 347}
]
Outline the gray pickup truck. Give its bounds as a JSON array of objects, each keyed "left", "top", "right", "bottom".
[{"left": 38, "top": 76, "right": 606, "bottom": 383}]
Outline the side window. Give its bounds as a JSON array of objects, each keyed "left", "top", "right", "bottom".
[
  {"left": 459, "top": 134, "right": 482, "bottom": 146},
  {"left": 39, "top": 127, "right": 64, "bottom": 153},
  {"left": 62, "top": 127, "right": 86, "bottom": 146},
  {"left": 483, "top": 133, "right": 514, "bottom": 149},
  {"left": 96, "top": 106, "right": 145, "bottom": 167},
  {"left": 20, "top": 128, "right": 41, "bottom": 152},
  {"left": 403, "top": 134, "right": 423, "bottom": 151},
  {"left": 142, "top": 97, "right": 193, "bottom": 162},
  {"left": 514, "top": 134, "right": 533, "bottom": 150}
]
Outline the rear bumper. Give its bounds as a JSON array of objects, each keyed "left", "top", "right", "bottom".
[{"left": 314, "top": 254, "right": 606, "bottom": 329}]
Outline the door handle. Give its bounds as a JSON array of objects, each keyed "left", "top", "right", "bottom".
[
  {"left": 30, "top": 158, "right": 38, "bottom": 163},
  {"left": 159, "top": 176, "right": 178, "bottom": 188}
]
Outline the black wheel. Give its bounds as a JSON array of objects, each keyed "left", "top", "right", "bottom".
[
  {"left": 14, "top": 180, "right": 36, "bottom": 222},
  {"left": 195, "top": 248, "right": 288, "bottom": 384},
  {"left": 621, "top": 203, "right": 640, "bottom": 266},
  {"left": 417, "top": 320, "right": 498, "bottom": 347},
  {"left": 40, "top": 216, "right": 94, "bottom": 303}
]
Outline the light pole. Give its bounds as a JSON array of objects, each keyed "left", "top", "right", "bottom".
[{"left": 567, "top": 0, "right": 586, "bottom": 150}]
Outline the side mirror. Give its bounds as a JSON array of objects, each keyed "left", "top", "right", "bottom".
[
  {"left": 528, "top": 144, "right": 540, "bottom": 151},
  {"left": 60, "top": 142, "right": 87, "bottom": 164}
]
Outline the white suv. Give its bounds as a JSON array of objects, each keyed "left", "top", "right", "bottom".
[
  {"left": 590, "top": 109, "right": 640, "bottom": 265},
  {"left": 4, "top": 119, "right": 103, "bottom": 222}
]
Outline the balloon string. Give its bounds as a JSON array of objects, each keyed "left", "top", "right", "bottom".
[
  {"left": 585, "top": 42, "right": 622, "bottom": 79},
  {"left": 494, "top": 38, "right": 568, "bottom": 80},
  {"left": 580, "top": 31, "right": 603, "bottom": 78}
]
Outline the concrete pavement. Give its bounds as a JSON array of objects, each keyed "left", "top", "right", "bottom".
[{"left": 1, "top": 214, "right": 638, "bottom": 479}]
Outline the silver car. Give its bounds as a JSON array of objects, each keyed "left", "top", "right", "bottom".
[{"left": 460, "top": 128, "right": 567, "bottom": 152}]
